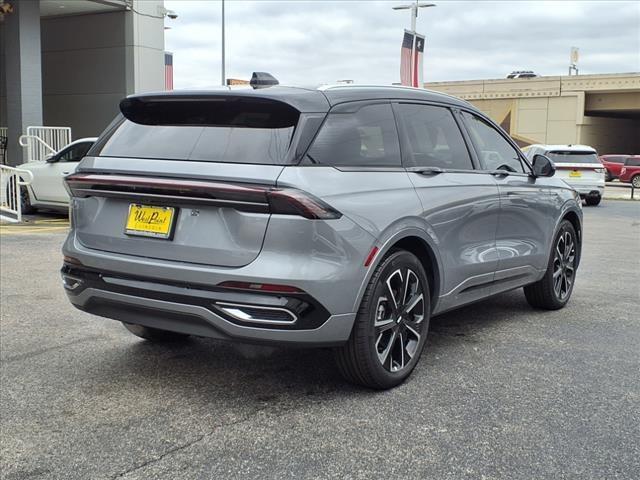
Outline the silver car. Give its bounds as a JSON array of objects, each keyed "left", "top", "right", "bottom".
[{"left": 62, "top": 85, "right": 583, "bottom": 389}]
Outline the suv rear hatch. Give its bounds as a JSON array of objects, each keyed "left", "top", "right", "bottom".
[
  {"left": 67, "top": 91, "right": 329, "bottom": 268},
  {"left": 546, "top": 150, "right": 603, "bottom": 185}
]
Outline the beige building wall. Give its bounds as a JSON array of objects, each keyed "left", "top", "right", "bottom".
[{"left": 426, "top": 73, "right": 640, "bottom": 154}]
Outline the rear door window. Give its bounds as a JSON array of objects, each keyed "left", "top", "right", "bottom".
[
  {"left": 460, "top": 111, "right": 526, "bottom": 173},
  {"left": 397, "top": 103, "right": 473, "bottom": 170},
  {"left": 306, "top": 103, "right": 401, "bottom": 167},
  {"left": 625, "top": 158, "right": 640, "bottom": 167}
]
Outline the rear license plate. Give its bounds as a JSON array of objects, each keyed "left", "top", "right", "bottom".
[
  {"left": 125, "top": 204, "right": 176, "bottom": 239},
  {"left": 569, "top": 170, "right": 582, "bottom": 178}
]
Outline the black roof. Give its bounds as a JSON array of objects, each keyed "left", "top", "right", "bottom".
[
  {"left": 124, "top": 85, "right": 469, "bottom": 114},
  {"left": 320, "top": 85, "right": 469, "bottom": 109}
]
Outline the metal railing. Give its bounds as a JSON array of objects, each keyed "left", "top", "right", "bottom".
[
  {"left": 0, "top": 165, "right": 34, "bottom": 223},
  {"left": 18, "top": 126, "right": 72, "bottom": 163},
  {"left": 0, "top": 127, "right": 7, "bottom": 165}
]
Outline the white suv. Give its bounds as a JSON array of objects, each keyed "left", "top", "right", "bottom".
[{"left": 523, "top": 144, "right": 605, "bottom": 206}]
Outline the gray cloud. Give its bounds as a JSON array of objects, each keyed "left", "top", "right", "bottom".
[{"left": 165, "top": 0, "right": 640, "bottom": 88}]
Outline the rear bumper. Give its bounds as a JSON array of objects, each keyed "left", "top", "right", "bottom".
[
  {"left": 570, "top": 184, "right": 604, "bottom": 197},
  {"left": 62, "top": 264, "right": 355, "bottom": 346},
  {"left": 577, "top": 188, "right": 604, "bottom": 198}
]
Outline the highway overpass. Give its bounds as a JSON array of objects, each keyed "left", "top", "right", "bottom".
[{"left": 426, "top": 73, "right": 640, "bottom": 155}]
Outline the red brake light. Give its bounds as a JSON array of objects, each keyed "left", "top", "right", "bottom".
[
  {"left": 267, "top": 188, "right": 342, "bottom": 220},
  {"left": 65, "top": 174, "right": 341, "bottom": 220}
]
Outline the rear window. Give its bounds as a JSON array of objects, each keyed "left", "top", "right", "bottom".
[
  {"left": 547, "top": 151, "right": 599, "bottom": 164},
  {"left": 93, "top": 98, "right": 300, "bottom": 165}
]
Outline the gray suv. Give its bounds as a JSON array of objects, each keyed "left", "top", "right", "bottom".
[{"left": 62, "top": 85, "right": 582, "bottom": 389}]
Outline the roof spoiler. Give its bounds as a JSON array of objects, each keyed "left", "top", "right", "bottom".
[{"left": 119, "top": 94, "right": 298, "bottom": 128}]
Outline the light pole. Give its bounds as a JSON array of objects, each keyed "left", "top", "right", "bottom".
[
  {"left": 393, "top": 2, "right": 435, "bottom": 86},
  {"left": 221, "top": 0, "right": 226, "bottom": 85},
  {"left": 393, "top": 2, "right": 435, "bottom": 33}
]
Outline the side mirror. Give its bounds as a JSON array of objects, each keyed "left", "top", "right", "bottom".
[
  {"left": 45, "top": 153, "right": 57, "bottom": 163},
  {"left": 532, "top": 154, "right": 555, "bottom": 177}
]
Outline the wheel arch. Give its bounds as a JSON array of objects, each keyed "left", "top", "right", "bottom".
[
  {"left": 560, "top": 208, "right": 583, "bottom": 267},
  {"left": 352, "top": 228, "right": 444, "bottom": 314}
]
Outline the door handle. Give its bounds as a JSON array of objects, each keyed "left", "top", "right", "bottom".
[
  {"left": 490, "top": 170, "right": 510, "bottom": 177},
  {"left": 61, "top": 171, "right": 70, "bottom": 175},
  {"left": 410, "top": 167, "right": 444, "bottom": 176}
]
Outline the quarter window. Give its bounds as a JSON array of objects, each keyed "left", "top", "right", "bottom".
[
  {"left": 397, "top": 104, "right": 473, "bottom": 170},
  {"left": 461, "top": 111, "right": 525, "bottom": 173},
  {"left": 307, "top": 104, "right": 401, "bottom": 167},
  {"left": 58, "top": 142, "right": 93, "bottom": 162}
]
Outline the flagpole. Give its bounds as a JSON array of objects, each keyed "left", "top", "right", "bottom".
[
  {"left": 393, "top": 2, "right": 436, "bottom": 86},
  {"left": 221, "top": 0, "right": 226, "bottom": 86}
]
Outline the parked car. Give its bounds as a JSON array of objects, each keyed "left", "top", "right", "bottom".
[
  {"left": 506, "top": 70, "right": 538, "bottom": 79},
  {"left": 599, "top": 154, "right": 630, "bottom": 181},
  {"left": 619, "top": 156, "right": 640, "bottom": 188},
  {"left": 17, "top": 137, "right": 97, "bottom": 213},
  {"left": 522, "top": 144, "right": 605, "bottom": 206},
  {"left": 61, "top": 86, "right": 583, "bottom": 389}
]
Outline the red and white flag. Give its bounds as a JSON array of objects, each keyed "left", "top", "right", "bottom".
[
  {"left": 400, "top": 30, "right": 425, "bottom": 87},
  {"left": 164, "top": 52, "right": 174, "bottom": 90}
]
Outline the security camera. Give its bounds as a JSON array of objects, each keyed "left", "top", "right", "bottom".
[{"left": 157, "top": 6, "right": 178, "bottom": 19}]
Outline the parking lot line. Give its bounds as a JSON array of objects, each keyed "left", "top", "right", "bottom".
[{"left": 0, "top": 225, "right": 69, "bottom": 235}]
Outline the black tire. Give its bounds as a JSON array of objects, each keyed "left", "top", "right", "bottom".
[
  {"left": 524, "top": 220, "right": 577, "bottom": 310},
  {"left": 585, "top": 195, "right": 601, "bottom": 206},
  {"left": 605, "top": 170, "right": 613, "bottom": 182},
  {"left": 632, "top": 175, "right": 640, "bottom": 189},
  {"left": 335, "top": 250, "right": 431, "bottom": 390},
  {"left": 122, "top": 322, "right": 190, "bottom": 342},
  {"left": 20, "top": 185, "right": 36, "bottom": 214}
]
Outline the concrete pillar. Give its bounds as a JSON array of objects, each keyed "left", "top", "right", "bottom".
[
  {"left": 125, "top": 0, "right": 165, "bottom": 95},
  {"left": 3, "top": 0, "right": 43, "bottom": 166}
]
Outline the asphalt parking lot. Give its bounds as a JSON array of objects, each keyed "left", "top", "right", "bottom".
[{"left": 1, "top": 201, "right": 639, "bottom": 480}]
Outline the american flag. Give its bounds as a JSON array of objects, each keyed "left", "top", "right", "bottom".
[
  {"left": 400, "top": 30, "right": 414, "bottom": 87},
  {"left": 164, "top": 52, "right": 174, "bottom": 90},
  {"left": 400, "top": 30, "right": 426, "bottom": 87}
]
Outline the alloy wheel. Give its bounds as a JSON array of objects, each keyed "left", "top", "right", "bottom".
[
  {"left": 552, "top": 231, "right": 576, "bottom": 301},
  {"left": 374, "top": 268, "right": 426, "bottom": 373}
]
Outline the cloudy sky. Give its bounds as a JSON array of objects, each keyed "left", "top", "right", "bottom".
[{"left": 164, "top": 0, "right": 640, "bottom": 89}]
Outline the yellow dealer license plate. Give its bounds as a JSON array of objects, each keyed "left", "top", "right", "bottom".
[
  {"left": 125, "top": 204, "right": 176, "bottom": 239},
  {"left": 569, "top": 170, "right": 582, "bottom": 178}
]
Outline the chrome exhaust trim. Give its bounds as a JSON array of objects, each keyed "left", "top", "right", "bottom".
[{"left": 215, "top": 302, "right": 298, "bottom": 325}]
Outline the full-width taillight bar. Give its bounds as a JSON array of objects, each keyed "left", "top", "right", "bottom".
[{"left": 64, "top": 173, "right": 341, "bottom": 220}]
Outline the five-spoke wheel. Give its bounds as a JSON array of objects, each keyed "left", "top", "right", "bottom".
[
  {"left": 335, "top": 250, "right": 431, "bottom": 389},
  {"left": 374, "top": 267, "right": 426, "bottom": 373},
  {"left": 524, "top": 220, "right": 578, "bottom": 309},
  {"left": 552, "top": 230, "right": 576, "bottom": 301}
]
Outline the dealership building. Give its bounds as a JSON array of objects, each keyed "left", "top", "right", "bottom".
[
  {"left": 1, "top": 0, "right": 167, "bottom": 165},
  {"left": 426, "top": 72, "right": 640, "bottom": 155}
]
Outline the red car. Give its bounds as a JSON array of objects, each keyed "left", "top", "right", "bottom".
[
  {"left": 619, "top": 156, "right": 640, "bottom": 188},
  {"left": 599, "top": 154, "right": 630, "bottom": 181}
]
